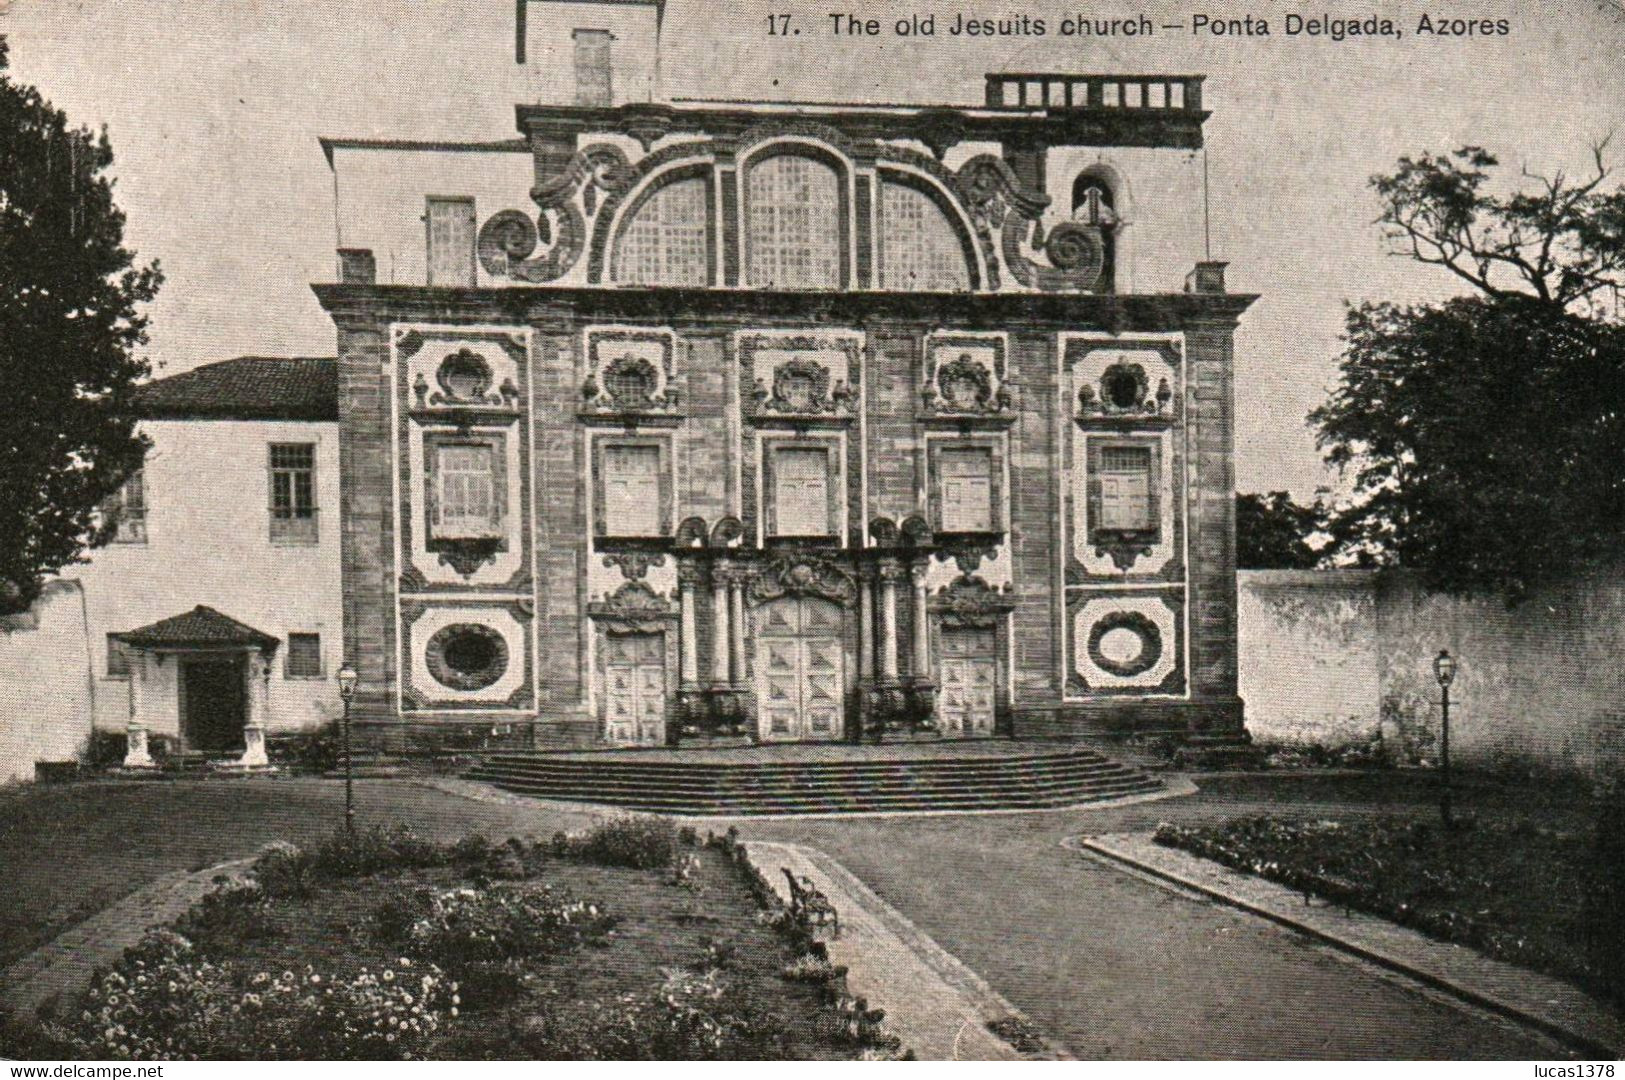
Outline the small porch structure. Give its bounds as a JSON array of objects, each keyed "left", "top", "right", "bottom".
[{"left": 114, "top": 605, "right": 281, "bottom": 770}]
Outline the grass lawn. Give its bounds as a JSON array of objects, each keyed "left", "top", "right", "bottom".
[
  {"left": 7, "top": 823, "right": 889, "bottom": 1060},
  {"left": 1155, "top": 805, "right": 1625, "bottom": 1006},
  {"left": 0, "top": 778, "right": 602, "bottom": 972}
]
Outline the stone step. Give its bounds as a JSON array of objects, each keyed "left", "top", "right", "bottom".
[{"left": 464, "top": 762, "right": 1144, "bottom": 796}]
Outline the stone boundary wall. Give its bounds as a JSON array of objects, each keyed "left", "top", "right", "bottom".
[
  {"left": 1239, "top": 567, "right": 1625, "bottom": 777},
  {"left": 0, "top": 580, "right": 95, "bottom": 783}
]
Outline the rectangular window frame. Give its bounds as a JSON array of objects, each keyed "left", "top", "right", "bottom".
[
  {"left": 1086, "top": 437, "right": 1162, "bottom": 543},
  {"left": 106, "top": 634, "right": 131, "bottom": 679},
  {"left": 593, "top": 435, "right": 673, "bottom": 540},
  {"left": 927, "top": 439, "right": 1003, "bottom": 537},
  {"left": 424, "top": 431, "right": 509, "bottom": 543},
  {"left": 285, "top": 632, "right": 323, "bottom": 679},
  {"left": 424, "top": 195, "right": 477, "bottom": 288},
  {"left": 761, "top": 436, "right": 843, "bottom": 541},
  {"left": 572, "top": 28, "right": 614, "bottom": 106},
  {"left": 268, "top": 443, "right": 319, "bottom": 546},
  {"left": 106, "top": 469, "right": 148, "bottom": 544}
]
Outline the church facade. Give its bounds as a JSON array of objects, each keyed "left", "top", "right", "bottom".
[{"left": 314, "top": 8, "right": 1255, "bottom": 752}]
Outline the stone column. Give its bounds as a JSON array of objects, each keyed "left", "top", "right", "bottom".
[
  {"left": 878, "top": 559, "right": 902, "bottom": 682},
  {"left": 728, "top": 576, "right": 746, "bottom": 686},
  {"left": 857, "top": 564, "right": 876, "bottom": 681},
  {"left": 122, "top": 648, "right": 156, "bottom": 769},
  {"left": 678, "top": 563, "right": 700, "bottom": 687},
  {"left": 711, "top": 560, "right": 731, "bottom": 685},
  {"left": 239, "top": 648, "right": 271, "bottom": 768},
  {"left": 910, "top": 562, "right": 931, "bottom": 681}
]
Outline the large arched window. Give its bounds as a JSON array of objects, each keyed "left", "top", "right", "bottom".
[
  {"left": 612, "top": 175, "right": 710, "bottom": 286},
  {"left": 879, "top": 179, "right": 971, "bottom": 291},
  {"left": 746, "top": 153, "right": 841, "bottom": 288}
]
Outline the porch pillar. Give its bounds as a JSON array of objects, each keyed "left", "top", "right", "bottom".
[
  {"left": 239, "top": 648, "right": 270, "bottom": 768},
  {"left": 679, "top": 568, "right": 700, "bottom": 687},
  {"left": 122, "top": 648, "right": 156, "bottom": 769},
  {"left": 711, "top": 560, "right": 731, "bottom": 684},
  {"left": 910, "top": 562, "right": 931, "bottom": 681},
  {"left": 878, "top": 559, "right": 901, "bottom": 682},
  {"left": 728, "top": 577, "right": 746, "bottom": 685}
]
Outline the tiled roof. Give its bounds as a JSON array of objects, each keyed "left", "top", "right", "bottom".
[
  {"left": 133, "top": 357, "right": 337, "bottom": 421},
  {"left": 116, "top": 605, "right": 281, "bottom": 650}
]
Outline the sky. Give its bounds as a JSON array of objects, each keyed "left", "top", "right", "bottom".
[{"left": 3, "top": 0, "right": 1623, "bottom": 498}]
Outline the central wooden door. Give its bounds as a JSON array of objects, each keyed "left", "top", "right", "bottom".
[
  {"left": 938, "top": 627, "right": 997, "bottom": 737},
  {"left": 755, "top": 596, "right": 845, "bottom": 741},
  {"left": 182, "top": 656, "right": 246, "bottom": 753},
  {"left": 603, "top": 632, "right": 666, "bottom": 746}
]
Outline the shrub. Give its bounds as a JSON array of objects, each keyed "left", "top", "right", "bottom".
[
  {"left": 388, "top": 883, "right": 617, "bottom": 977},
  {"left": 515, "top": 967, "right": 773, "bottom": 1060},
  {"left": 987, "top": 1015, "right": 1047, "bottom": 1054},
  {"left": 173, "top": 880, "right": 273, "bottom": 951},
  {"left": 310, "top": 825, "right": 448, "bottom": 879},
  {"left": 267, "top": 728, "right": 340, "bottom": 774},
  {"left": 567, "top": 816, "right": 676, "bottom": 870},
  {"left": 251, "top": 841, "right": 317, "bottom": 899},
  {"left": 62, "top": 930, "right": 458, "bottom": 1060}
]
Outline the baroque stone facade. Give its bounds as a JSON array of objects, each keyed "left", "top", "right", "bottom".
[{"left": 316, "top": 35, "right": 1254, "bottom": 750}]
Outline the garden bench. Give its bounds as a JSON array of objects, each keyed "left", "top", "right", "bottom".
[{"left": 782, "top": 868, "right": 840, "bottom": 936}]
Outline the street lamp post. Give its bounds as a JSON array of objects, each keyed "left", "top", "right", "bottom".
[
  {"left": 337, "top": 662, "right": 359, "bottom": 834},
  {"left": 1432, "top": 649, "right": 1456, "bottom": 828}
]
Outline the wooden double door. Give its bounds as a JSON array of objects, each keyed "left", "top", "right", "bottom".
[
  {"left": 603, "top": 632, "right": 667, "bottom": 746},
  {"left": 937, "top": 626, "right": 997, "bottom": 737},
  {"left": 755, "top": 596, "right": 845, "bottom": 741}
]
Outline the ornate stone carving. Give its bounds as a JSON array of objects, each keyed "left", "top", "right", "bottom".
[
  {"left": 582, "top": 330, "right": 679, "bottom": 419},
  {"left": 1092, "top": 532, "right": 1157, "bottom": 573},
  {"left": 675, "top": 516, "right": 710, "bottom": 549},
  {"left": 934, "top": 575, "right": 1015, "bottom": 629},
  {"left": 709, "top": 516, "right": 746, "bottom": 548},
  {"left": 480, "top": 144, "right": 635, "bottom": 284},
  {"left": 603, "top": 550, "right": 667, "bottom": 581},
  {"left": 433, "top": 537, "right": 504, "bottom": 579},
  {"left": 951, "top": 153, "right": 1106, "bottom": 292},
  {"left": 748, "top": 555, "right": 857, "bottom": 606},
  {"left": 429, "top": 348, "right": 505, "bottom": 406},
  {"left": 589, "top": 580, "right": 677, "bottom": 634}
]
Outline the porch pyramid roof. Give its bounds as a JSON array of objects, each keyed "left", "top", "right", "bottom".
[{"left": 116, "top": 605, "right": 280, "bottom": 651}]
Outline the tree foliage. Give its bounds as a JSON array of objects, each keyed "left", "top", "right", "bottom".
[
  {"left": 0, "top": 39, "right": 161, "bottom": 612},
  {"left": 1236, "top": 491, "right": 1326, "bottom": 570},
  {"left": 1313, "top": 144, "right": 1625, "bottom": 599}
]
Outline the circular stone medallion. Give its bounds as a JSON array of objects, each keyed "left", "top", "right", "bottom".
[
  {"left": 1086, "top": 611, "right": 1163, "bottom": 678},
  {"left": 426, "top": 623, "right": 509, "bottom": 691}
]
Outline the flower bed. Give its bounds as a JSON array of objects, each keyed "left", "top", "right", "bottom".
[
  {"left": 10, "top": 818, "right": 894, "bottom": 1060},
  {"left": 1153, "top": 815, "right": 1619, "bottom": 1003}
]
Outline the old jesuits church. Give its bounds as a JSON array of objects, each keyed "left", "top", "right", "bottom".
[{"left": 85, "top": 0, "right": 1256, "bottom": 769}]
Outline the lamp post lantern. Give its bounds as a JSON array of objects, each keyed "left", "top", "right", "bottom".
[
  {"left": 337, "top": 662, "right": 359, "bottom": 834},
  {"left": 1432, "top": 649, "right": 1457, "bottom": 828}
]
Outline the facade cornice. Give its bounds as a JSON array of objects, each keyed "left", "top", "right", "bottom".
[
  {"left": 513, "top": 101, "right": 1209, "bottom": 152},
  {"left": 310, "top": 284, "right": 1258, "bottom": 332}
]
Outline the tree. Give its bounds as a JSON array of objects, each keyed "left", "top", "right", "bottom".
[
  {"left": 1312, "top": 144, "right": 1625, "bottom": 599},
  {"left": 0, "top": 39, "right": 161, "bottom": 613},
  {"left": 1236, "top": 491, "right": 1326, "bottom": 570}
]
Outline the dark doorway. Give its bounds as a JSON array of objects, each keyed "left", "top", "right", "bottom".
[{"left": 182, "top": 656, "right": 246, "bottom": 753}]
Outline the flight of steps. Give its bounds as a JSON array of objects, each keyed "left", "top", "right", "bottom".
[{"left": 464, "top": 746, "right": 1163, "bottom": 815}]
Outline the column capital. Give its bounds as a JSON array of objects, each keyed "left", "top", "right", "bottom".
[{"left": 878, "top": 557, "right": 907, "bottom": 583}]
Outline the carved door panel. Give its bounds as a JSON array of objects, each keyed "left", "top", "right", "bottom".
[
  {"left": 604, "top": 633, "right": 666, "bottom": 746},
  {"left": 755, "top": 597, "right": 845, "bottom": 741},
  {"left": 938, "top": 627, "right": 997, "bottom": 737}
]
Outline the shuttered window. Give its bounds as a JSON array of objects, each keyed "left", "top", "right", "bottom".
[
  {"left": 939, "top": 448, "right": 994, "bottom": 532},
  {"left": 425, "top": 197, "right": 476, "bottom": 287},
  {"left": 1099, "top": 445, "right": 1153, "bottom": 530},
  {"left": 773, "top": 447, "right": 831, "bottom": 536},
  {"left": 603, "top": 445, "right": 663, "bottom": 536},
  {"left": 429, "top": 440, "right": 505, "bottom": 539},
  {"left": 286, "top": 633, "right": 322, "bottom": 678}
]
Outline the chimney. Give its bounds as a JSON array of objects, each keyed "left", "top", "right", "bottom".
[
  {"left": 573, "top": 28, "right": 614, "bottom": 105},
  {"left": 516, "top": 0, "right": 663, "bottom": 105}
]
